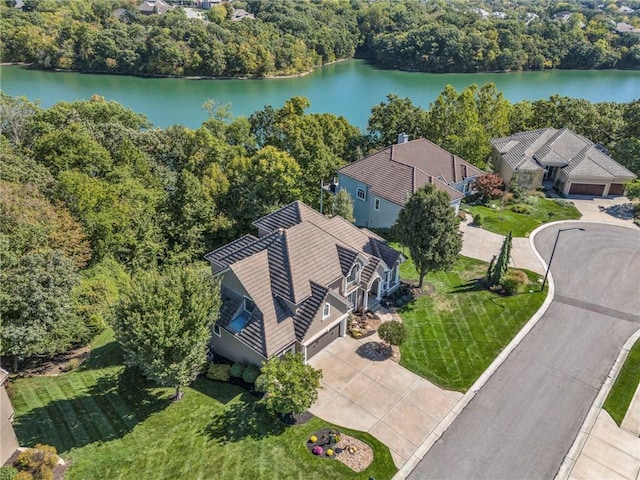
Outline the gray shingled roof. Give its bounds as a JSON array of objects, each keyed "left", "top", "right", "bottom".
[
  {"left": 206, "top": 202, "right": 404, "bottom": 355},
  {"left": 491, "top": 128, "right": 636, "bottom": 180},
  {"left": 337, "top": 138, "right": 481, "bottom": 206}
]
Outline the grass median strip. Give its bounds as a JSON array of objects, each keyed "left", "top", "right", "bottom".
[{"left": 603, "top": 337, "right": 640, "bottom": 426}]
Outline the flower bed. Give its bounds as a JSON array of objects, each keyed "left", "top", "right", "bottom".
[{"left": 306, "top": 428, "right": 374, "bottom": 471}]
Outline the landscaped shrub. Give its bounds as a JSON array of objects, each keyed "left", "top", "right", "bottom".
[
  {"left": 15, "top": 444, "right": 58, "bottom": 480},
  {"left": 242, "top": 364, "right": 261, "bottom": 384},
  {"left": 457, "top": 210, "right": 467, "bottom": 221},
  {"left": 62, "top": 358, "right": 80, "bottom": 372},
  {"left": 553, "top": 198, "right": 574, "bottom": 207},
  {"left": 0, "top": 466, "right": 18, "bottom": 480},
  {"left": 502, "top": 192, "right": 514, "bottom": 204},
  {"left": 206, "top": 363, "right": 231, "bottom": 382},
  {"left": 523, "top": 195, "right": 539, "bottom": 206},
  {"left": 510, "top": 204, "right": 534, "bottom": 214},
  {"left": 13, "top": 472, "right": 33, "bottom": 480},
  {"left": 230, "top": 362, "right": 247, "bottom": 378},
  {"left": 502, "top": 270, "right": 529, "bottom": 295},
  {"left": 473, "top": 213, "right": 484, "bottom": 226}
]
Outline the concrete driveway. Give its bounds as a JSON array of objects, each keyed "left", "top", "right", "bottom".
[
  {"left": 308, "top": 333, "right": 462, "bottom": 468},
  {"left": 409, "top": 223, "right": 640, "bottom": 480}
]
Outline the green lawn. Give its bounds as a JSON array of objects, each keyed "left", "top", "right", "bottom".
[
  {"left": 464, "top": 197, "right": 581, "bottom": 237},
  {"left": 397, "top": 255, "right": 547, "bottom": 392},
  {"left": 603, "top": 337, "right": 640, "bottom": 426},
  {"left": 10, "top": 330, "right": 396, "bottom": 480}
]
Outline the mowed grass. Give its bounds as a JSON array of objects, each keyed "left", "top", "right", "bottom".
[
  {"left": 10, "top": 330, "right": 396, "bottom": 480},
  {"left": 464, "top": 197, "right": 581, "bottom": 237},
  {"left": 397, "top": 255, "right": 547, "bottom": 392},
  {"left": 603, "top": 337, "right": 640, "bottom": 426}
]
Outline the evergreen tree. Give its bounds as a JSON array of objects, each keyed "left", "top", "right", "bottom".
[
  {"left": 490, "top": 232, "right": 512, "bottom": 287},
  {"left": 332, "top": 189, "right": 355, "bottom": 223},
  {"left": 393, "top": 184, "right": 462, "bottom": 288}
]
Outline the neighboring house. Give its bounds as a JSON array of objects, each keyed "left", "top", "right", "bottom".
[
  {"left": 490, "top": 128, "right": 636, "bottom": 196},
  {"left": 204, "top": 201, "right": 404, "bottom": 365},
  {"left": 138, "top": 0, "right": 171, "bottom": 15},
  {"left": 336, "top": 135, "right": 483, "bottom": 229},
  {"left": 616, "top": 22, "right": 640, "bottom": 34},
  {"left": 1, "top": 369, "right": 19, "bottom": 466}
]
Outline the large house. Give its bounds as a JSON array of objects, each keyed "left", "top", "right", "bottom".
[
  {"left": 491, "top": 128, "right": 636, "bottom": 196},
  {"left": 336, "top": 135, "right": 483, "bottom": 229},
  {"left": 204, "top": 201, "right": 404, "bottom": 365}
]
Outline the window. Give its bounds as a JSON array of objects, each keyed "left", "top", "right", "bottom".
[
  {"left": 356, "top": 188, "right": 366, "bottom": 201},
  {"left": 347, "top": 264, "right": 360, "bottom": 285},
  {"left": 244, "top": 297, "right": 255, "bottom": 313},
  {"left": 322, "top": 303, "right": 330, "bottom": 319},
  {"left": 213, "top": 324, "right": 221, "bottom": 337},
  {"left": 374, "top": 198, "right": 380, "bottom": 211}
]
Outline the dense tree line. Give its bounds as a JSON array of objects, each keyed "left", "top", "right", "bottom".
[
  {"left": 1, "top": 0, "right": 638, "bottom": 77},
  {"left": 1, "top": 87, "right": 637, "bottom": 370}
]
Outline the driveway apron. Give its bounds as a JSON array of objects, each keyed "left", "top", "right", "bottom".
[{"left": 309, "top": 333, "right": 462, "bottom": 468}]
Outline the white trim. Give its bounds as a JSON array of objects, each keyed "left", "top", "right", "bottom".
[
  {"left": 322, "top": 303, "right": 330, "bottom": 320},
  {"left": 374, "top": 197, "right": 380, "bottom": 211},
  {"left": 356, "top": 187, "right": 366, "bottom": 201},
  {"left": 213, "top": 324, "right": 221, "bottom": 337},
  {"left": 243, "top": 296, "right": 255, "bottom": 312}
]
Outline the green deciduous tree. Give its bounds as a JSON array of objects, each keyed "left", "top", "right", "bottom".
[
  {"left": 377, "top": 320, "right": 407, "bottom": 349},
  {"left": 255, "top": 353, "right": 322, "bottom": 416},
  {"left": 366, "top": 94, "right": 428, "bottom": 148},
  {"left": 112, "top": 265, "right": 221, "bottom": 401},
  {"left": 393, "top": 184, "right": 462, "bottom": 288},
  {"left": 0, "top": 249, "right": 87, "bottom": 371}
]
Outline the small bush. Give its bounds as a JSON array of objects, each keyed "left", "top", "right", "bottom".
[
  {"left": 13, "top": 472, "right": 33, "bottom": 480},
  {"left": 457, "top": 211, "right": 467, "bottom": 221},
  {"left": 230, "top": 362, "right": 247, "bottom": 378},
  {"left": 523, "top": 195, "right": 539, "bottom": 206},
  {"left": 554, "top": 198, "right": 574, "bottom": 207},
  {"left": 473, "top": 213, "right": 484, "bottom": 226},
  {"left": 242, "top": 364, "right": 261, "bottom": 384},
  {"left": 510, "top": 204, "right": 534, "bottom": 214},
  {"left": 206, "top": 363, "right": 231, "bottom": 382},
  {"left": 502, "top": 192, "right": 514, "bottom": 204},
  {"left": 502, "top": 270, "right": 529, "bottom": 295},
  {"left": 0, "top": 466, "right": 18, "bottom": 480},
  {"left": 62, "top": 358, "right": 80, "bottom": 372},
  {"left": 15, "top": 444, "right": 58, "bottom": 480}
]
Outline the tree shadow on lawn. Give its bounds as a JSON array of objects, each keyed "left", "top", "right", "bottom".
[
  {"left": 450, "top": 279, "right": 485, "bottom": 293},
  {"left": 356, "top": 341, "right": 393, "bottom": 361},
  {"left": 14, "top": 365, "right": 170, "bottom": 453},
  {"left": 201, "top": 394, "right": 286, "bottom": 444}
]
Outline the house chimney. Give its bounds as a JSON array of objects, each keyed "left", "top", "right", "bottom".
[{"left": 397, "top": 133, "right": 409, "bottom": 144}]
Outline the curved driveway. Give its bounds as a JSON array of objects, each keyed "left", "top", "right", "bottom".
[{"left": 409, "top": 223, "right": 640, "bottom": 480}]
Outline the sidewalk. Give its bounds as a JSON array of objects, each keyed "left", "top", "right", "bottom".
[
  {"left": 459, "top": 217, "right": 544, "bottom": 274},
  {"left": 622, "top": 381, "right": 640, "bottom": 437}
]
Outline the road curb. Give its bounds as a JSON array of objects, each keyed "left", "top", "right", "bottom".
[
  {"left": 555, "top": 327, "right": 640, "bottom": 480},
  {"left": 391, "top": 223, "right": 558, "bottom": 480}
]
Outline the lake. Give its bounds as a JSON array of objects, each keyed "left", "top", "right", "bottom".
[{"left": 2, "top": 60, "right": 639, "bottom": 130}]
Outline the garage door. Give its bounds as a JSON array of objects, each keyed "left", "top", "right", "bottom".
[
  {"left": 608, "top": 183, "right": 625, "bottom": 196},
  {"left": 569, "top": 183, "right": 605, "bottom": 196},
  {"left": 306, "top": 323, "right": 340, "bottom": 360}
]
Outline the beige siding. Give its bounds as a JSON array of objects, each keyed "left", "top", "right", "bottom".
[
  {"left": 221, "top": 271, "right": 248, "bottom": 298},
  {"left": 1, "top": 385, "right": 19, "bottom": 465},
  {"left": 210, "top": 328, "right": 266, "bottom": 367},
  {"left": 302, "top": 294, "right": 349, "bottom": 343}
]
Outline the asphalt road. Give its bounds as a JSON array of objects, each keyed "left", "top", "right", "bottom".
[{"left": 409, "top": 223, "right": 640, "bottom": 480}]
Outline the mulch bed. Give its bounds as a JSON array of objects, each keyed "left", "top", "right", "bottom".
[{"left": 306, "top": 428, "right": 373, "bottom": 472}]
